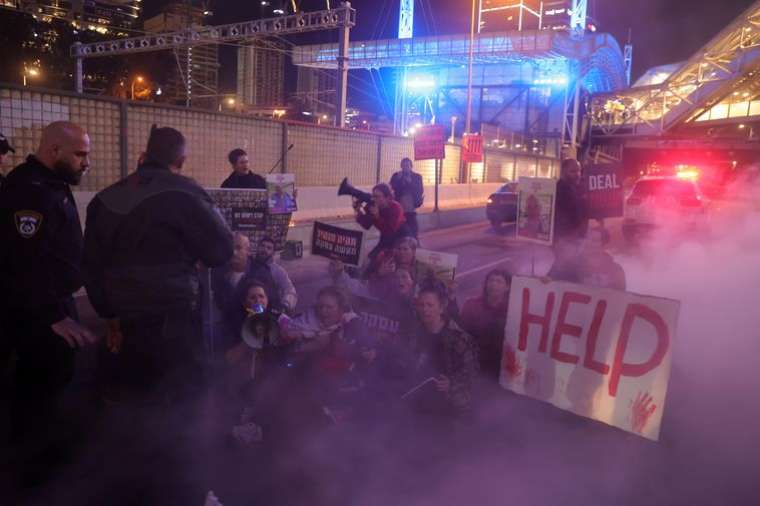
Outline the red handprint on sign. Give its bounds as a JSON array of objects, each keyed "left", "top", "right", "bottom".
[
  {"left": 502, "top": 346, "right": 523, "bottom": 379},
  {"left": 631, "top": 392, "right": 657, "bottom": 434}
]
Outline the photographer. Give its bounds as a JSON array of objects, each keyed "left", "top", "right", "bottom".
[
  {"left": 389, "top": 158, "right": 424, "bottom": 239},
  {"left": 354, "top": 183, "right": 411, "bottom": 260}
]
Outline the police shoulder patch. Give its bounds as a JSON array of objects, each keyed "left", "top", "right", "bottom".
[{"left": 14, "top": 210, "right": 43, "bottom": 239}]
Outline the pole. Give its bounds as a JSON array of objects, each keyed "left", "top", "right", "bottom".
[
  {"left": 571, "top": 78, "right": 581, "bottom": 150},
  {"left": 464, "top": 0, "right": 477, "bottom": 186},
  {"left": 281, "top": 122, "right": 289, "bottom": 174},
  {"left": 335, "top": 3, "right": 351, "bottom": 128},
  {"left": 465, "top": 0, "right": 476, "bottom": 135},
  {"left": 434, "top": 159, "right": 440, "bottom": 212},
  {"left": 74, "top": 43, "right": 83, "bottom": 94}
]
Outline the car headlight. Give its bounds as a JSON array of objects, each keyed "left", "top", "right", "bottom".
[{"left": 487, "top": 198, "right": 493, "bottom": 204}]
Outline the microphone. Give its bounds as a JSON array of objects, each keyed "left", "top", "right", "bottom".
[{"left": 268, "top": 144, "right": 295, "bottom": 174}]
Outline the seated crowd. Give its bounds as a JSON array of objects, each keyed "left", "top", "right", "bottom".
[{"left": 208, "top": 224, "right": 625, "bottom": 443}]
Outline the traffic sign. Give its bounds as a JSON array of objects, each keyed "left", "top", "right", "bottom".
[
  {"left": 413, "top": 124, "right": 446, "bottom": 161},
  {"left": 462, "top": 133, "right": 483, "bottom": 163}
]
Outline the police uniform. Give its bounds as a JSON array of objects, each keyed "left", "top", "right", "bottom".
[
  {"left": 0, "top": 155, "right": 83, "bottom": 439},
  {"left": 83, "top": 158, "right": 233, "bottom": 398}
]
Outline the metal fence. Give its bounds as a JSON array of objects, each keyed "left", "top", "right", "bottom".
[{"left": 0, "top": 83, "right": 559, "bottom": 192}]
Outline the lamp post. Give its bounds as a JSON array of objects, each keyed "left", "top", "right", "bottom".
[
  {"left": 463, "top": 0, "right": 477, "bottom": 185},
  {"left": 130, "top": 75, "right": 144, "bottom": 101},
  {"left": 22, "top": 66, "right": 40, "bottom": 87},
  {"left": 449, "top": 116, "right": 458, "bottom": 143}
]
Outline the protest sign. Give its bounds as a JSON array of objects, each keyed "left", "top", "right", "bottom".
[
  {"left": 206, "top": 188, "right": 291, "bottom": 250},
  {"left": 500, "top": 276, "right": 680, "bottom": 441},
  {"left": 414, "top": 124, "right": 446, "bottom": 161},
  {"left": 415, "top": 249, "right": 458, "bottom": 283},
  {"left": 585, "top": 163, "right": 624, "bottom": 219},
  {"left": 516, "top": 177, "right": 556, "bottom": 245},
  {"left": 352, "top": 295, "right": 404, "bottom": 343},
  {"left": 267, "top": 173, "right": 298, "bottom": 214},
  {"left": 311, "top": 222, "right": 363, "bottom": 266}
]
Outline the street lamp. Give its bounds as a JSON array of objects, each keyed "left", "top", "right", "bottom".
[
  {"left": 22, "top": 66, "right": 40, "bottom": 86},
  {"left": 449, "top": 116, "right": 458, "bottom": 143},
  {"left": 131, "top": 75, "right": 144, "bottom": 101}
]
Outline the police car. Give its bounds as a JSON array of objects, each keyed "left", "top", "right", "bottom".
[{"left": 622, "top": 175, "right": 710, "bottom": 242}]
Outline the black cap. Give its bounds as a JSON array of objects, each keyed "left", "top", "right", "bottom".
[{"left": 0, "top": 133, "right": 14, "bottom": 155}]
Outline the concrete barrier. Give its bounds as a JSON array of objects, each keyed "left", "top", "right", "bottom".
[{"left": 73, "top": 182, "right": 501, "bottom": 227}]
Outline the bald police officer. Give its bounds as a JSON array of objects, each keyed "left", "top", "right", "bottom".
[{"left": 0, "top": 122, "right": 97, "bottom": 450}]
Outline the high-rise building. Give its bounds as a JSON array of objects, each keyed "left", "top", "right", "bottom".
[
  {"left": 236, "top": 39, "right": 285, "bottom": 109},
  {"left": 143, "top": 2, "right": 219, "bottom": 109},
  {"left": 4, "top": 0, "right": 141, "bottom": 31},
  {"left": 478, "top": 0, "right": 584, "bottom": 32},
  {"left": 0, "top": 0, "right": 141, "bottom": 91}
]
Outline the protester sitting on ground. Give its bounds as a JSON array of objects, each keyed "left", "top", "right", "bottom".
[
  {"left": 221, "top": 148, "right": 266, "bottom": 189},
  {"left": 460, "top": 269, "right": 512, "bottom": 382},
  {"left": 355, "top": 183, "right": 410, "bottom": 259},
  {"left": 408, "top": 286, "right": 479, "bottom": 417},
  {"left": 283, "top": 287, "right": 378, "bottom": 416},
  {"left": 248, "top": 236, "right": 298, "bottom": 313},
  {"left": 329, "top": 250, "right": 397, "bottom": 300},
  {"left": 577, "top": 226, "right": 626, "bottom": 291},
  {"left": 226, "top": 279, "right": 294, "bottom": 445},
  {"left": 417, "top": 274, "right": 460, "bottom": 323},
  {"left": 211, "top": 232, "right": 255, "bottom": 348},
  {"left": 224, "top": 279, "right": 285, "bottom": 371},
  {"left": 393, "top": 236, "right": 418, "bottom": 272}
]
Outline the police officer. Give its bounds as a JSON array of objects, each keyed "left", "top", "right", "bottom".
[
  {"left": 83, "top": 125, "right": 233, "bottom": 399},
  {"left": 0, "top": 122, "right": 97, "bottom": 448}
]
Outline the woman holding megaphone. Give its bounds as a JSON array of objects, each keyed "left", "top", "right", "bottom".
[
  {"left": 225, "top": 278, "right": 296, "bottom": 445},
  {"left": 339, "top": 180, "right": 411, "bottom": 260}
]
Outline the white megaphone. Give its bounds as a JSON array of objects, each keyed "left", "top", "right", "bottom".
[{"left": 241, "top": 303, "right": 269, "bottom": 350}]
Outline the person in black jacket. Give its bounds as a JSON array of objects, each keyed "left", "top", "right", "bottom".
[
  {"left": 554, "top": 158, "right": 588, "bottom": 244},
  {"left": 389, "top": 157, "right": 424, "bottom": 239},
  {"left": 83, "top": 126, "right": 233, "bottom": 399},
  {"left": 0, "top": 122, "right": 97, "bottom": 456},
  {"left": 221, "top": 148, "right": 266, "bottom": 189}
]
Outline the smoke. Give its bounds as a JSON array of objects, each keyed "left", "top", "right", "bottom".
[
  {"left": 18, "top": 187, "right": 760, "bottom": 506},
  {"left": 614, "top": 182, "right": 760, "bottom": 505}
]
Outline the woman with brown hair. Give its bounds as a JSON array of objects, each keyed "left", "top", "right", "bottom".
[{"left": 459, "top": 269, "right": 512, "bottom": 382}]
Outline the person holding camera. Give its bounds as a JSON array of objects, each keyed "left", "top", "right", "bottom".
[
  {"left": 354, "top": 183, "right": 411, "bottom": 260},
  {"left": 389, "top": 157, "right": 424, "bottom": 239}
]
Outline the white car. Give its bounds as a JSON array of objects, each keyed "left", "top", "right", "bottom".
[{"left": 622, "top": 176, "right": 710, "bottom": 242}]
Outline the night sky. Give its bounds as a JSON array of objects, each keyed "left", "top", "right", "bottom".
[{"left": 149, "top": 0, "right": 757, "bottom": 102}]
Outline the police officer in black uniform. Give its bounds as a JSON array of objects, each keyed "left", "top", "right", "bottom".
[
  {"left": 0, "top": 122, "right": 97, "bottom": 460},
  {"left": 83, "top": 125, "right": 233, "bottom": 399}
]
